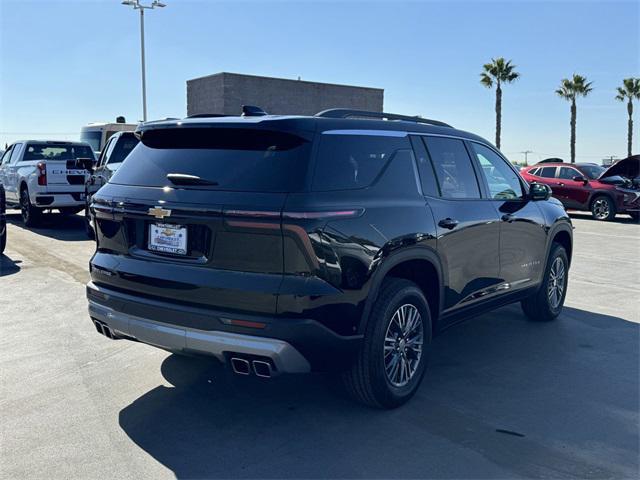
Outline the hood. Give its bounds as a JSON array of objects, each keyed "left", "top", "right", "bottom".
[{"left": 600, "top": 155, "right": 640, "bottom": 180}]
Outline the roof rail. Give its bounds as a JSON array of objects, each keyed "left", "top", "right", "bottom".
[
  {"left": 315, "top": 109, "right": 452, "bottom": 128},
  {"left": 186, "top": 113, "right": 230, "bottom": 118}
]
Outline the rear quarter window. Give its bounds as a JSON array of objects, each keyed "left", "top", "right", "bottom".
[{"left": 312, "top": 133, "right": 410, "bottom": 191}]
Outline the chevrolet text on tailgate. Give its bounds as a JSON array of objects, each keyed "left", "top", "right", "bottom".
[
  {"left": 86, "top": 106, "right": 573, "bottom": 408},
  {"left": 0, "top": 140, "right": 95, "bottom": 227}
]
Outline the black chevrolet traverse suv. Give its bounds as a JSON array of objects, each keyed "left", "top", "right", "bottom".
[{"left": 86, "top": 107, "right": 572, "bottom": 408}]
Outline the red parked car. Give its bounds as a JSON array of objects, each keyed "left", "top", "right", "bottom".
[{"left": 520, "top": 156, "right": 640, "bottom": 221}]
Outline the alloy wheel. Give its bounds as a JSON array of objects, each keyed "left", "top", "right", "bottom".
[
  {"left": 384, "top": 304, "right": 424, "bottom": 387},
  {"left": 547, "top": 256, "right": 566, "bottom": 309},
  {"left": 592, "top": 199, "right": 610, "bottom": 220}
]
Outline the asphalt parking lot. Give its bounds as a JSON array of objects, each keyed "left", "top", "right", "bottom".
[{"left": 0, "top": 211, "right": 638, "bottom": 479}]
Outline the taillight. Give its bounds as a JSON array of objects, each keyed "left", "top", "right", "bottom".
[{"left": 37, "top": 162, "right": 47, "bottom": 186}]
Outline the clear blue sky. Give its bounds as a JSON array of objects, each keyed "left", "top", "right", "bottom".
[{"left": 1, "top": 0, "right": 638, "bottom": 163}]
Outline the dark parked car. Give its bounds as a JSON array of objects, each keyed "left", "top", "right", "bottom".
[
  {"left": 86, "top": 108, "right": 573, "bottom": 408},
  {"left": 0, "top": 183, "right": 6, "bottom": 254},
  {"left": 84, "top": 131, "right": 140, "bottom": 238},
  {"left": 520, "top": 157, "right": 640, "bottom": 221}
]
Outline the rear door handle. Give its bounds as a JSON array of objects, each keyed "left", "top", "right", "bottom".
[
  {"left": 438, "top": 218, "right": 459, "bottom": 230},
  {"left": 501, "top": 213, "right": 515, "bottom": 223}
]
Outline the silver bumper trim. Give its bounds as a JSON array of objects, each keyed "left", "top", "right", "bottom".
[{"left": 88, "top": 300, "right": 311, "bottom": 373}]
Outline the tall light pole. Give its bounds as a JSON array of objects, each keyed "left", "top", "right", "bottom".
[{"left": 121, "top": 0, "right": 166, "bottom": 122}]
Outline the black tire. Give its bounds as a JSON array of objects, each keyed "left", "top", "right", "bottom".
[
  {"left": 59, "top": 206, "right": 83, "bottom": 215},
  {"left": 0, "top": 221, "right": 6, "bottom": 255},
  {"left": 521, "top": 243, "right": 569, "bottom": 322},
  {"left": 20, "top": 187, "right": 42, "bottom": 227},
  {"left": 342, "top": 278, "right": 432, "bottom": 409},
  {"left": 85, "top": 215, "right": 95, "bottom": 240},
  {"left": 590, "top": 195, "right": 616, "bottom": 221}
]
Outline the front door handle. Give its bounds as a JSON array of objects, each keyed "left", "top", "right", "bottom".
[
  {"left": 556, "top": 182, "right": 565, "bottom": 186},
  {"left": 501, "top": 213, "right": 515, "bottom": 223},
  {"left": 438, "top": 218, "right": 459, "bottom": 230}
]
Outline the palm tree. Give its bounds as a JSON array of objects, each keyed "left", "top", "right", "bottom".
[
  {"left": 480, "top": 57, "right": 520, "bottom": 149},
  {"left": 556, "top": 74, "right": 593, "bottom": 163},
  {"left": 615, "top": 78, "right": 640, "bottom": 157}
]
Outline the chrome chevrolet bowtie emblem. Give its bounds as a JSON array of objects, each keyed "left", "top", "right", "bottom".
[{"left": 148, "top": 206, "right": 171, "bottom": 219}]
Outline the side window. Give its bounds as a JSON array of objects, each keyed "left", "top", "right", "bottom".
[
  {"left": 99, "top": 138, "right": 116, "bottom": 167},
  {"left": 529, "top": 167, "right": 539, "bottom": 176},
  {"left": 312, "top": 133, "right": 409, "bottom": 191},
  {"left": 424, "top": 137, "right": 480, "bottom": 199},
  {"left": 9, "top": 143, "right": 23, "bottom": 164},
  {"left": 471, "top": 143, "right": 524, "bottom": 200},
  {"left": 558, "top": 167, "right": 579, "bottom": 180},
  {"left": 0, "top": 146, "right": 13, "bottom": 166},
  {"left": 410, "top": 136, "right": 439, "bottom": 196},
  {"left": 538, "top": 167, "right": 557, "bottom": 178}
]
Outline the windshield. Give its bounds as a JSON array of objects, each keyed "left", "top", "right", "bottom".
[
  {"left": 80, "top": 131, "right": 102, "bottom": 152},
  {"left": 23, "top": 143, "right": 95, "bottom": 161},
  {"left": 109, "top": 127, "right": 311, "bottom": 192},
  {"left": 579, "top": 165, "right": 605, "bottom": 179}
]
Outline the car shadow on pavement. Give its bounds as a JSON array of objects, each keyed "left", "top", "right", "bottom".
[
  {"left": 568, "top": 211, "right": 639, "bottom": 224},
  {"left": 0, "top": 253, "right": 21, "bottom": 276},
  {"left": 5, "top": 211, "right": 89, "bottom": 242},
  {"left": 118, "top": 305, "right": 639, "bottom": 479}
]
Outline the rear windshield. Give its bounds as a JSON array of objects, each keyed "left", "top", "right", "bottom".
[
  {"left": 109, "top": 128, "right": 311, "bottom": 192},
  {"left": 23, "top": 143, "right": 95, "bottom": 161}
]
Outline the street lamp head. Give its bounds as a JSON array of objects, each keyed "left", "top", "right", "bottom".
[
  {"left": 121, "top": 0, "right": 136, "bottom": 5},
  {"left": 152, "top": 1, "right": 167, "bottom": 7}
]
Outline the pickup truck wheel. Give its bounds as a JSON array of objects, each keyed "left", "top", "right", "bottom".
[
  {"left": 0, "top": 221, "right": 6, "bottom": 254},
  {"left": 591, "top": 195, "right": 616, "bottom": 221},
  {"left": 521, "top": 243, "right": 568, "bottom": 322},
  {"left": 20, "top": 188, "right": 42, "bottom": 227},
  {"left": 342, "top": 278, "right": 432, "bottom": 409}
]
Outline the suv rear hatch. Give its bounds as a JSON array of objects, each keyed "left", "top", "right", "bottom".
[{"left": 90, "top": 124, "right": 314, "bottom": 316}]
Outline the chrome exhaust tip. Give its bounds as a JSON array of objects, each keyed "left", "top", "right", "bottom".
[
  {"left": 252, "top": 360, "right": 273, "bottom": 378},
  {"left": 230, "top": 358, "right": 251, "bottom": 375}
]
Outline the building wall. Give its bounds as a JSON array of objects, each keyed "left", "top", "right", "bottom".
[{"left": 187, "top": 72, "right": 383, "bottom": 116}]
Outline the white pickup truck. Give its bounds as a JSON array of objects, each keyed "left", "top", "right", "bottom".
[{"left": 0, "top": 141, "right": 95, "bottom": 227}]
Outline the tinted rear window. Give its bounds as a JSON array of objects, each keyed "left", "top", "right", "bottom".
[
  {"left": 109, "top": 128, "right": 311, "bottom": 192},
  {"left": 425, "top": 137, "right": 480, "bottom": 199},
  {"left": 538, "top": 167, "right": 557, "bottom": 178},
  {"left": 312, "top": 133, "right": 410, "bottom": 191},
  {"left": 24, "top": 143, "right": 94, "bottom": 161}
]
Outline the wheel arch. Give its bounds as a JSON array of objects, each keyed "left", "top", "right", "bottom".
[
  {"left": 359, "top": 246, "right": 444, "bottom": 335},
  {"left": 547, "top": 223, "right": 573, "bottom": 267}
]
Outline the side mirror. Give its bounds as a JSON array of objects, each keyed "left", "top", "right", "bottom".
[
  {"left": 573, "top": 175, "right": 588, "bottom": 184},
  {"left": 529, "top": 182, "right": 551, "bottom": 201}
]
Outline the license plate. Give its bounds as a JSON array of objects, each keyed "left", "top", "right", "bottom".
[{"left": 149, "top": 223, "right": 187, "bottom": 255}]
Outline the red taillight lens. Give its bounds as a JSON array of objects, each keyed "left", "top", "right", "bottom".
[{"left": 37, "top": 162, "right": 47, "bottom": 186}]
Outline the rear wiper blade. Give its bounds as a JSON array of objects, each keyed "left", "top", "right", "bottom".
[{"left": 166, "top": 173, "right": 219, "bottom": 186}]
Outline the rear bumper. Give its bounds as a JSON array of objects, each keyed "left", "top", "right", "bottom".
[
  {"left": 86, "top": 282, "right": 362, "bottom": 372},
  {"left": 34, "top": 192, "right": 85, "bottom": 207},
  {"left": 88, "top": 299, "right": 311, "bottom": 373}
]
